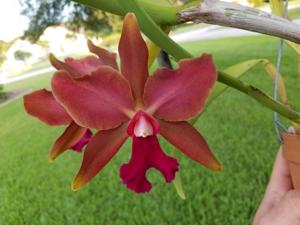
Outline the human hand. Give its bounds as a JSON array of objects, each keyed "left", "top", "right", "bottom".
[{"left": 253, "top": 148, "right": 300, "bottom": 225}]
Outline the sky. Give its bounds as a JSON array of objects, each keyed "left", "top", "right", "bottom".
[{"left": 0, "top": 0, "right": 29, "bottom": 42}]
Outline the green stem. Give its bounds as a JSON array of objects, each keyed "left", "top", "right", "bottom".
[
  {"left": 121, "top": 1, "right": 191, "bottom": 61},
  {"left": 218, "top": 71, "right": 300, "bottom": 123},
  {"left": 71, "top": 0, "right": 198, "bottom": 26}
]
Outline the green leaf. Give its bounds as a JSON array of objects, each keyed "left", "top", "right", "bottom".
[
  {"left": 207, "top": 58, "right": 288, "bottom": 105},
  {"left": 72, "top": 0, "right": 181, "bottom": 26},
  {"left": 173, "top": 172, "right": 186, "bottom": 200},
  {"left": 286, "top": 40, "right": 300, "bottom": 55},
  {"left": 168, "top": 147, "right": 186, "bottom": 200},
  {"left": 270, "top": 0, "right": 285, "bottom": 16},
  {"left": 207, "top": 59, "right": 262, "bottom": 104},
  {"left": 260, "top": 59, "right": 288, "bottom": 105}
]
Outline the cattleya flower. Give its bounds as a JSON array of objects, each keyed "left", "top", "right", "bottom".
[
  {"left": 50, "top": 13, "right": 221, "bottom": 193},
  {"left": 23, "top": 40, "right": 118, "bottom": 160}
]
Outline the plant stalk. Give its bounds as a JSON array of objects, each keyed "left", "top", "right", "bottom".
[
  {"left": 71, "top": 0, "right": 198, "bottom": 26},
  {"left": 218, "top": 71, "right": 300, "bottom": 123}
]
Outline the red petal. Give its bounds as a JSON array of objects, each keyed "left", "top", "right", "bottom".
[
  {"left": 120, "top": 135, "right": 179, "bottom": 193},
  {"left": 49, "top": 122, "right": 91, "bottom": 160},
  {"left": 119, "top": 13, "right": 149, "bottom": 106},
  {"left": 49, "top": 54, "right": 103, "bottom": 78},
  {"left": 51, "top": 68, "right": 135, "bottom": 130},
  {"left": 159, "top": 120, "right": 221, "bottom": 171},
  {"left": 23, "top": 89, "right": 72, "bottom": 126},
  {"left": 72, "top": 123, "right": 128, "bottom": 190},
  {"left": 64, "top": 56, "right": 104, "bottom": 77},
  {"left": 87, "top": 39, "right": 118, "bottom": 70},
  {"left": 144, "top": 54, "right": 217, "bottom": 121}
]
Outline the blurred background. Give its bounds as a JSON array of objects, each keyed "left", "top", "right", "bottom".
[{"left": 1, "top": 0, "right": 300, "bottom": 225}]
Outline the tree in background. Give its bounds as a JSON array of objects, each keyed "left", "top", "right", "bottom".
[
  {"left": 14, "top": 50, "right": 32, "bottom": 62},
  {"left": 0, "top": 41, "right": 8, "bottom": 67},
  {"left": 20, "top": 0, "right": 122, "bottom": 43}
]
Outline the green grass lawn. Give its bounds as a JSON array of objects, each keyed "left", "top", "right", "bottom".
[
  {"left": 289, "top": 5, "right": 300, "bottom": 19},
  {"left": 1, "top": 35, "right": 300, "bottom": 225}
]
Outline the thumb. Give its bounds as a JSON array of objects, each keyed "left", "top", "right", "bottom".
[
  {"left": 266, "top": 148, "right": 293, "bottom": 197},
  {"left": 254, "top": 148, "right": 293, "bottom": 220},
  {"left": 258, "top": 189, "right": 300, "bottom": 225}
]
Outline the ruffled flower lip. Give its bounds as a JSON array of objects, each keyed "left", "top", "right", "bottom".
[
  {"left": 120, "top": 110, "right": 178, "bottom": 193},
  {"left": 120, "top": 135, "right": 179, "bottom": 193}
]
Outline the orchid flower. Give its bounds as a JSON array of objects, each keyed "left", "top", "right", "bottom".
[
  {"left": 50, "top": 13, "right": 221, "bottom": 193},
  {"left": 23, "top": 40, "right": 118, "bottom": 160}
]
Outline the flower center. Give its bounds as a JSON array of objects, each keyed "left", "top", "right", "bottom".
[
  {"left": 127, "top": 110, "right": 160, "bottom": 138},
  {"left": 133, "top": 116, "right": 153, "bottom": 138}
]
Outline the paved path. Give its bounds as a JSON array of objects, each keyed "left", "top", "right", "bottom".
[
  {"left": 0, "top": 90, "right": 31, "bottom": 108},
  {"left": 0, "top": 67, "right": 55, "bottom": 85}
]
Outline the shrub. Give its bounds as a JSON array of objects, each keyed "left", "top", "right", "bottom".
[
  {"left": 14, "top": 50, "right": 32, "bottom": 61},
  {"left": 0, "top": 84, "right": 6, "bottom": 100}
]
